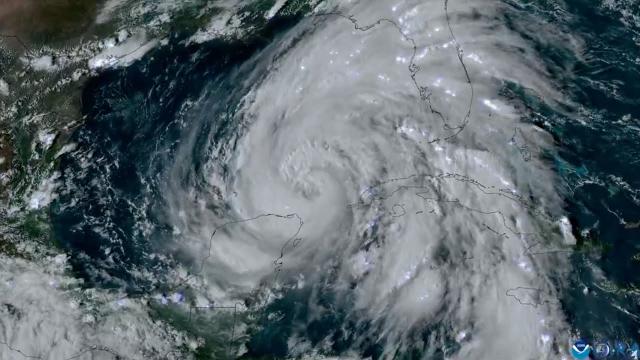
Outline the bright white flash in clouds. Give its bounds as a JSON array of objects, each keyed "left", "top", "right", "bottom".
[{"left": 160, "top": 0, "right": 573, "bottom": 358}]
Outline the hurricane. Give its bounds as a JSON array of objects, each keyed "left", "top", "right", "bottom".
[{"left": 2, "top": 0, "right": 639, "bottom": 359}]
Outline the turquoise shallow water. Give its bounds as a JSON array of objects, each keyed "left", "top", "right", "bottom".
[
  {"left": 49, "top": 0, "right": 640, "bottom": 357},
  {"left": 527, "top": 0, "right": 640, "bottom": 341}
]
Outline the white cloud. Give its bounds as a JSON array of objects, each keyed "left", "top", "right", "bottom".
[
  {"left": 0, "top": 255, "right": 191, "bottom": 359},
  {"left": 157, "top": 0, "right": 574, "bottom": 358},
  {"left": 0, "top": 79, "right": 8, "bottom": 96}
]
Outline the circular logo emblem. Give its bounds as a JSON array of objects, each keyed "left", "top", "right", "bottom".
[
  {"left": 571, "top": 339, "right": 591, "bottom": 360},
  {"left": 615, "top": 340, "right": 628, "bottom": 355},
  {"left": 593, "top": 340, "right": 610, "bottom": 359}
]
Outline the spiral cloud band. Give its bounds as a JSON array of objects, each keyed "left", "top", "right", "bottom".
[{"left": 159, "top": 0, "right": 575, "bottom": 358}]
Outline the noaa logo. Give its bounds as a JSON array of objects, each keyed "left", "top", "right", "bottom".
[{"left": 571, "top": 339, "right": 591, "bottom": 359}]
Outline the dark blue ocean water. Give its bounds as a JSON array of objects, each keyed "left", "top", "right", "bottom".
[
  {"left": 506, "top": 0, "right": 640, "bottom": 342},
  {"left": 50, "top": 0, "right": 640, "bottom": 358},
  {"left": 51, "top": 15, "right": 305, "bottom": 292}
]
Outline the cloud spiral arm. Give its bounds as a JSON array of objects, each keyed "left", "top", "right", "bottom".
[{"left": 161, "top": 0, "right": 576, "bottom": 358}]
